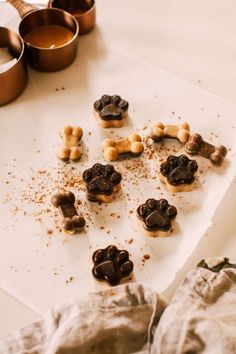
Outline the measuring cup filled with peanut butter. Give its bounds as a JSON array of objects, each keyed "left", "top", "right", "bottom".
[{"left": 7, "top": 0, "right": 79, "bottom": 71}]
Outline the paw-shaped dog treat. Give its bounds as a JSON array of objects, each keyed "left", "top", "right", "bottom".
[
  {"left": 160, "top": 154, "right": 198, "bottom": 192},
  {"left": 82, "top": 163, "right": 122, "bottom": 202},
  {"left": 92, "top": 245, "right": 134, "bottom": 285},
  {"left": 185, "top": 133, "right": 227, "bottom": 166},
  {"left": 57, "top": 125, "right": 83, "bottom": 162},
  {"left": 51, "top": 191, "right": 86, "bottom": 234},
  {"left": 93, "top": 95, "right": 129, "bottom": 128},
  {"left": 102, "top": 133, "right": 144, "bottom": 161},
  {"left": 151, "top": 122, "right": 190, "bottom": 143},
  {"left": 137, "top": 198, "right": 177, "bottom": 237}
]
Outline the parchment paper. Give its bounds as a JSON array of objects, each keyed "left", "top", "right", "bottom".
[{"left": 0, "top": 30, "right": 236, "bottom": 313}]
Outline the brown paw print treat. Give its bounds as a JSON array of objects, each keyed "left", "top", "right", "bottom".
[
  {"left": 185, "top": 133, "right": 227, "bottom": 166},
  {"left": 93, "top": 94, "right": 129, "bottom": 128},
  {"left": 82, "top": 163, "right": 122, "bottom": 202},
  {"left": 151, "top": 122, "right": 190, "bottom": 143},
  {"left": 103, "top": 133, "right": 144, "bottom": 162},
  {"left": 57, "top": 125, "right": 83, "bottom": 162},
  {"left": 160, "top": 154, "right": 198, "bottom": 192},
  {"left": 51, "top": 192, "right": 86, "bottom": 234},
  {"left": 137, "top": 198, "right": 177, "bottom": 237},
  {"left": 92, "top": 245, "right": 134, "bottom": 285},
  {"left": 197, "top": 257, "right": 236, "bottom": 272}
]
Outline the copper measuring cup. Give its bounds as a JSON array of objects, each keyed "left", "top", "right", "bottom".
[
  {"left": 48, "top": 0, "right": 95, "bottom": 34},
  {"left": 7, "top": 0, "right": 79, "bottom": 71},
  {"left": 0, "top": 26, "right": 27, "bottom": 106}
]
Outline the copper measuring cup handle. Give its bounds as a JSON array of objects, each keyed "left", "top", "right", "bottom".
[{"left": 7, "top": 0, "right": 37, "bottom": 18}]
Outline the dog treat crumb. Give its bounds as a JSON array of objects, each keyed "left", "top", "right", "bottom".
[
  {"left": 47, "top": 229, "right": 53, "bottom": 236},
  {"left": 66, "top": 276, "right": 74, "bottom": 283},
  {"left": 143, "top": 254, "right": 150, "bottom": 260}
]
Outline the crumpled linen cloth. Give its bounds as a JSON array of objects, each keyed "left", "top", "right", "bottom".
[
  {"left": 0, "top": 283, "right": 168, "bottom": 354},
  {"left": 152, "top": 257, "right": 236, "bottom": 354},
  {"left": 1, "top": 258, "right": 236, "bottom": 354}
]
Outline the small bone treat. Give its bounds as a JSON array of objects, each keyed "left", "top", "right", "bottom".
[
  {"left": 92, "top": 245, "right": 134, "bottom": 285},
  {"left": 93, "top": 94, "right": 129, "bottom": 128},
  {"left": 102, "top": 133, "right": 144, "bottom": 162},
  {"left": 137, "top": 198, "right": 177, "bottom": 237},
  {"left": 57, "top": 125, "right": 83, "bottom": 162},
  {"left": 160, "top": 154, "right": 198, "bottom": 192},
  {"left": 51, "top": 191, "right": 86, "bottom": 234},
  {"left": 82, "top": 163, "right": 122, "bottom": 202},
  {"left": 185, "top": 133, "right": 227, "bottom": 165},
  {"left": 151, "top": 122, "right": 190, "bottom": 143}
]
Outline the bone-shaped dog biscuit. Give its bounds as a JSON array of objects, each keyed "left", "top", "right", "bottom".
[
  {"left": 151, "top": 122, "right": 190, "bottom": 143},
  {"left": 102, "top": 133, "right": 144, "bottom": 161},
  {"left": 185, "top": 133, "right": 227, "bottom": 165},
  {"left": 57, "top": 125, "right": 83, "bottom": 162},
  {"left": 51, "top": 191, "right": 86, "bottom": 234}
]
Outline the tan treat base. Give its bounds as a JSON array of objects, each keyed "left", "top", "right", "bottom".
[
  {"left": 93, "top": 272, "right": 133, "bottom": 286},
  {"left": 137, "top": 218, "right": 171, "bottom": 237},
  {"left": 94, "top": 110, "right": 127, "bottom": 128},
  {"left": 62, "top": 228, "right": 76, "bottom": 235},
  {"left": 159, "top": 173, "right": 194, "bottom": 192},
  {"left": 86, "top": 184, "right": 121, "bottom": 202},
  {"left": 57, "top": 152, "right": 82, "bottom": 162}
]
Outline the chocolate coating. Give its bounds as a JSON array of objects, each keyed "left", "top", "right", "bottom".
[
  {"left": 92, "top": 245, "right": 133, "bottom": 285},
  {"left": 137, "top": 198, "right": 177, "bottom": 231},
  {"left": 82, "top": 163, "right": 122, "bottom": 196},
  {"left": 197, "top": 258, "right": 236, "bottom": 273},
  {"left": 185, "top": 133, "right": 227, "bottom": 166},
  {"left": 51, "top": 192, "right": 85, "bottom": 233},
  {"left": 160, "top": 155, "right": 198, "bottom": 186},
  {"left": 94, "top": 95, "right": 129, "bottom": 121}
]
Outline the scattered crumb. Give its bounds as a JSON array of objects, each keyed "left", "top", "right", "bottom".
[
  {"left": 66, "top": 276, "right": 74, "bottom": 284},
  {"left": 143, "top": 254, "right": 150, "bottom": 260},
  {"left": 47, "top": 229, "right": 53, "bottom": 236}
]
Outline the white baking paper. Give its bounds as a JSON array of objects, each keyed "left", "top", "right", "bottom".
[{"left": 0, "top": 31, "right": 236, "bottom": 314}]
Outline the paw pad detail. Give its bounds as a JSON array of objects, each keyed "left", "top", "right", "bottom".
[
  {"left": 82, "top": 163, "right": 122, "bottom": 202},
  {"left": 185, "top": 133, "right": 227, "bottom": 165},
  {"left": 137, "top": 198, "right": 177, "bottom": 237},
  {"left": 92, "top": 245, "right": 134, "bottom": 285},
  {"left": 94, "top": 95, "right": 129, "bottom": 128},
  {"left": 160, "top": 155, "right": 198, "bottom": 192},
  {"left": 103, "top": 133, "right": 144, "bottom": 161}
]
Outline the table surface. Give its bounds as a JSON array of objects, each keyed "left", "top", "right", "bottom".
[{"left": 0, "top": 0, "right": 236, "bottom": 337}]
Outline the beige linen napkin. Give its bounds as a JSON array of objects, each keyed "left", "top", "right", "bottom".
[
  {"left": 0, "top": 283, "right": 167, "bottom": 354},
  {"left": 152, "top": 257, "right": 236, "bottom": 354}
]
